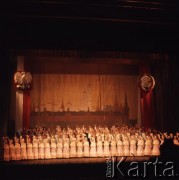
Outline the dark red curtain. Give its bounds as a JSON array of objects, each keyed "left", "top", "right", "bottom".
[
  {"left": 152, "top": 55, "right": 179, "bottom": 132},
  {"left": 140, "top": 65, "right": 155, "bottom": 128},
  {"left": 23, "top": 91, "right": 30, "bottom": 130},
  {"left": 23, "top": 59, "right": 31, "bottom": 130}
]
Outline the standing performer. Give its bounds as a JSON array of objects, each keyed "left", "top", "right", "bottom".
[
  {"left": 56, "top": 139, "right": 63, "bottom": 158},
  {"left": 38, "top": 139, "right": 45, "bottom": 159},
  {"left": 63, "top": 139, "right": 70, "bottom": 158},
  {"left": 83, "top": 137, "right": 90, "bottom": 157},
  {"left": 90, "top": 137, "right": 97, "bottom": 157},
  {"left": 3, "top": 137, "right": 10, "bottom": 161}
]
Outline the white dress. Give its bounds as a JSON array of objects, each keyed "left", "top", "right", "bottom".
[
  {"left": 110, "top": 140, "right": 117, "bottom": 156},
  {"left": 63, "top": 141, "right": 70, "bottom": 158},
  {"left": 152, "top": 139, "right": 160, "bottom": 156},
  {"left": 4, "top": 144, "right": 10, "bottom": 161},
  {"left": 136, "top": 139, "right": 144, "bottom": 156},
  {"left": 144, "top": 139, "right": 152, "bottom": 156},
  {"left": 77, "top": 141, "right": 83, "bottom": 157},
  {"left": 56, "top": 141, "right": 63, "bottom": 158},
  {"left": 70, "top": 140, "right": 77, "bottom": 158},
  {"left": 130, "top": 139, "right": 137, "bottom": 156},
  {"left": 27, "top": 143, "right": 34, "bottom": 160},
  {"left": 123, "top": 139, "right": 130, "bottom": 156},
  {"left": 90, "top": 140, "right": 97, "bottom": 157},
  {"left": 83, "top": 140, "right": 89, "bottom": 157},
  {"left": 38, "top": 142, "right": 45, "bottom": 159},
  {"left": 15, "top": 143, "right": 21, "bottom": 160},
  {"left": 97, "top": 140, "right": 104, "bottom": 157},
  {"left": 51, "top": 141, "right": 57, "bottom": 158},
  {"left": 33, "top": 141, "right": 39, "bottom": 159},
  {"left": 103, "top": 140, "right": 110, "bottom": 157},
  {"left": 44, "top": 141, "right": 51, "bottom": 159},
  {"left": 10, "top": 142, "right": 16, "bottom": 160},
  {"left": 117, "top": 140, "right": 124, "bottom": 156},
  {"left": 21, "top": 142, "right": 27, "bottom": 160}
]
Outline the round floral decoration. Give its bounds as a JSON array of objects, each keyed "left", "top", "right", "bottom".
[{"left": 139, "top": 74, "right": 155, "bottom": 92}]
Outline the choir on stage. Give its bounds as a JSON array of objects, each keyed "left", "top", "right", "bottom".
[{"left": 2, "top": 125, "right": 179, "bottom": 161}]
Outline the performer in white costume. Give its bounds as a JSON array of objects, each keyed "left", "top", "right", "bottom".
[
  {"left": 56, "top": 139, "right": 63, "bottom": 158},
  {"left": 117, "top": 139, "right": 123, "bottom": 156},
  {"left": 90, "top": 137, "right": 97, "bottom": 157},
  {"left": 33, "top": 137, "right": 39, "bottom": 159},
  {"left": 152, "top": 136, "right": 160, "bottom": 156},
  {"left": 83, "top": 138, "right": 90, "bottom": 157},
  {"left": 51, "top": 137, "right": 57, "bottom": 158},
  {"left": 63, "top": 139, "right": 70, "bottom": 158},
  {"left": 136, "top": 136, "right": 144, "bottom": 156},
  {"left": 27, "top": 139, "right": 34, "bottom": 160},
  {"left": 103, "top": 137, "right": 110, "bottom": 157},
  {"left": 123, "top": 137, "right": 130, "bottom": 156},
  {"left": 21, "top": 138, "right": 27, "bottom": 160},
  {"left": 3, "top": 138, "right": 10, "bottom": 161},
  {"left": 110, "top": 139, "right": 117, "bottom": 156},
  {"left": 76, "top": 140, "right": 83, "bottom": 157},
  {"left": 144, "top": 136, "right": 152, "bottom": 156},
  {"left": 96, "top": 139, "right": 104, "bottom": 157},
  {"left": 129, "top": 135, "right": 137, "bottom": 156},
  {"left": 69, "top": 138, "right": 77, "bottom": 158},
  {"left": 44, "top": 138, "right": 51, "bottom": 159},
  {"left": 38, "top": 139, "right": 45, "bottom": 159},
  {"left": 9, "top": 139, "right": 16, "bottom": 160},
  {"left": 15, "top": 138, "right": 21, "bottom": 160}
]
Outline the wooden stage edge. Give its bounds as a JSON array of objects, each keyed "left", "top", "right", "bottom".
[{"left": 0, "top": 156, "right": 151, "bottom": 165}]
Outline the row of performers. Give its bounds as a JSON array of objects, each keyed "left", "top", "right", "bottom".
[{"left": 3, "top": 134, "right": 161, "bottom": 161}]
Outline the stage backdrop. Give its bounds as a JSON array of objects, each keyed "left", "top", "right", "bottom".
[{"left": 30, "top": 73, "right": 140, "bottom": 128}]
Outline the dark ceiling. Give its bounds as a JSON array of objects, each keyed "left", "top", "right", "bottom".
[{"left": 0, "top": 0, "right": 178, "bottom": 52}]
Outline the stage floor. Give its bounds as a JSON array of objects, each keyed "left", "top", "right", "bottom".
[
  {"left": 1, "top": 156, "right": 177, "bottom": 180},
  {"left": 0, "top": 156, "right": 150, "bottom": 165}
]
